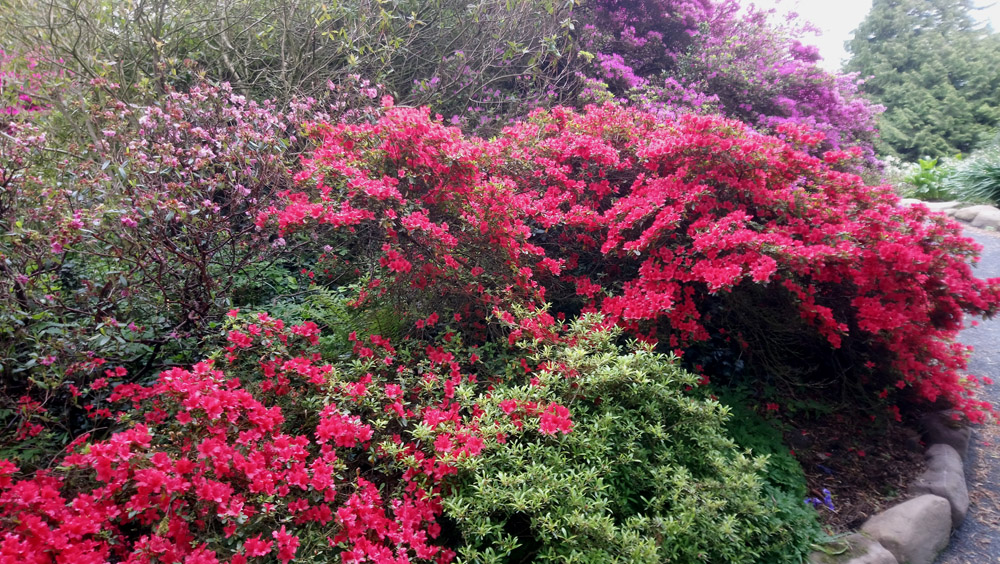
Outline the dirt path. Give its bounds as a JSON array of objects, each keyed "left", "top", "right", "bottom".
[{"left": 936, "top": 226, "right": 1000, "bottom": 563}]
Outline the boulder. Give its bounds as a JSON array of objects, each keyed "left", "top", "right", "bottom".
[
  {"left": 808, "top": 533, "right": 898, "bottom": 564},
  {"left": 920, "top": 411, "right": 971, "bottom": 460},
  {"left": 920, "top": 200, "right": 964, "bottom": 213},
  {"left": 909, "top": 444, "right": 969, "bottom": 528},
  {"left": 952, "top": 204, "right": 995, "bottom": 223},
  {"left": 970, "top": 206, "right": 1000, "bottom": 230},
  {"left": 861, "top": 495, "right": 951, "bottom": 564}
]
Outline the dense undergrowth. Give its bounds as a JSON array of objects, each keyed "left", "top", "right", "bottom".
[
  {"left": 1, "top": 0, "right": 999, "bottom": 562},
  {"left": 2, "top": 97, "right": 997, "bottom": 563}
]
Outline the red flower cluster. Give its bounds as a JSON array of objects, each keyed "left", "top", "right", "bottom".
[
  {"left": 7, "top": 100, "right": 998, "bottom": 563},
  {"left": 0, "top": 311, "right": 574, "bottom": 563},
  {"left": 269, "top": 103, "right": 1000, "bottom": 421}
]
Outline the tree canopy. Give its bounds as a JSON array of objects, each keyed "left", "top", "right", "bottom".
[{"left": 846, "top": 0, "right": 1000, "bottom": 160}]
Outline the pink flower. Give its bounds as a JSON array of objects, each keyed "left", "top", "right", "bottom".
[
  {"left": 272, "top": 526, "right": 299, "bottom": 563},
  {"left": 538, "top": 403, "right": 573, "bottom": 435},
  {"left": 244, "top": 535, "right": 273, "bottom": 557}
]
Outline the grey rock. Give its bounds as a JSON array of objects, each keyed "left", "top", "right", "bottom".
[
  {"left": 920, "top": 411, "right": 971, "bottom": 460},
  {"left": 909, "top": 444, "right": 969, "bottom": 528},
  {"left": 808, "top": 533, "right": 898, "bottom": 564},
  {"left": 970, "top": 207, "right": 1000, "bottom": 229},
  {"left": 921, "top": 200, "right": 965, "bottom": 213},
  {"left": 952, "top": 204, "right": 995, "bottom": 223},
  {"left": 847, "top": 545, "right": 900, "bottom": 564},
  {"left": 861, "top": 495, "right": 951, "bottom": 564},
  {"left": 898, "top": 199, "right": 966, "bottom": 213}
]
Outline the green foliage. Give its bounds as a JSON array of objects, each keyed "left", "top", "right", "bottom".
[
  {"left": 265, "top": 283, "right": 405, "bottom": 358},
  {"left": 902, "top": 157, "right": 958, "bottom": 201},
  {"left": 715, "top": 389, "right": 807, "bottom": 497},
  {"left": 945, "top": 137, "right": 1000, "bottom": 204},
  {"left": 0, "top": 0, "right": 577, "bottom": 132},
  {"left": 846, "top": 0, "right": 1000, "bottom": 161},
  {"left": 445, "top": 317, "right": 821, "bottom": 564}
]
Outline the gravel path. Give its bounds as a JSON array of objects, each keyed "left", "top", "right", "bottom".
[{"left": 937, "top": 226, "right": 1000, "bottom": 564}]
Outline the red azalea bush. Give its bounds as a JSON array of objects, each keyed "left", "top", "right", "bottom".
[
  {"left": 0, "top": 307, "right": 615, "bottom": 563},
  {"left": 266, "top": 102, "right": 1000, "bottom": 422},
  {"left": 0, "top": 313, "right": 457, "bottom": 563},
  {"left": 0, "top": 308, "right": 822, "bottom": 563}
]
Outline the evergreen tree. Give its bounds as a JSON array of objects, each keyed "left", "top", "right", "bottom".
[{"left": 846, "top": 0, "right": 1000, "bottom": 161}]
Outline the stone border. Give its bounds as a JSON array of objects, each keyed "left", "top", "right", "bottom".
[
  {"left": 807, "top": 199, "right": 984, "bottom": 563},
  {"left": 806, "top": 415, "right": 972, "bottom": 564},
  {"left": 897, "top": 199, "right": 1000, "bottom": 230}
]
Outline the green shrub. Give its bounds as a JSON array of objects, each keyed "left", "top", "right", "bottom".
[
  {"left": 946, "top": 146, "right": 1000, "bottom": 205},
  {"left": 444, "top": 315, "right": 821, "bottom": 564},
  {"left": 901, "top": 157, "right": 958, "bottom": 201},
  {"left": 715, "top": 389, "right": 808, "bottom": 497}
]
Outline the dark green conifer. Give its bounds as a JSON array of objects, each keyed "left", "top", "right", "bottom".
[{"left": 846, "top": 0, "right": 1000, "bottom": 160}]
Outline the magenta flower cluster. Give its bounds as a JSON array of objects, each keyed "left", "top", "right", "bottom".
[{"left": 576, "top": 0, "right": 883, "bottom": 159}]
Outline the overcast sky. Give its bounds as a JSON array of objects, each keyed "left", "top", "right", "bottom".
[{"left": 745, "top": 0, "right": 1000, "bottom": 71}]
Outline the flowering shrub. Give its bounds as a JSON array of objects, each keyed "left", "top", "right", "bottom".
[
  {"left": 491, "top": 104, "right": 998, "bottom": 421},
  {"left": 575, "top": 0, "right": 883, "bottom": 160},
  {"left": 269, "top": 102, "right": 1000, "bottom": 422},
  {"left": 0, "top": 313, "right": 461, "bottom": 563},
  {"left": 446, "top": 315, "right": 820, "bottom": 563},
  {"left": 0, "top": 310, "right": 820, "bottom": 563},
  {"left": 0, "top": 49, "right": 61, "bottom": 118},
  {"left": 0, "top": 82, "right": 305, "bottom": 466},
  {"left": 265, "top": 99, "right": 544, "bottom": 334}
]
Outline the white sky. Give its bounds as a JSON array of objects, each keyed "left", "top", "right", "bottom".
[{"left": 745, "top": 0, "right": 1000, "bottom": 71}]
